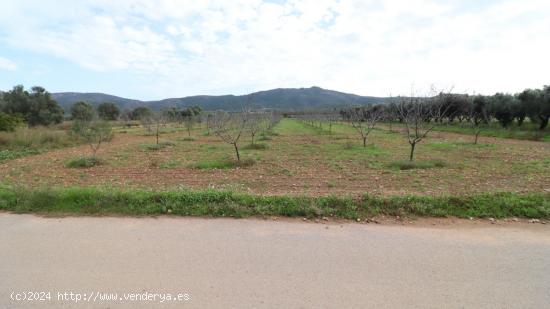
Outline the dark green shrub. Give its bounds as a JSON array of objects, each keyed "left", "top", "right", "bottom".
[
  {"left": 66, "top": 156, "right": 103, "bottom": 168},
  {"left": 0, "top": 112, "right": 23, "bottom": 132}
]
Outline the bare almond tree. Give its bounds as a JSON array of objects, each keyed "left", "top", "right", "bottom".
[
  {"left": 343, "top": 105, "right": 384, "bottom": 147},
  {"left": 205, "top": 113, "right": 213, "bottom": 135},
  {"left": 211, "top": 111, "right": 248, "bottom": 161},
  {"left": 395, "top": 94, "right": 447, "bottom": 161},
  {"left": 325, "top": 112, "right": 339, "bottom": 133},
  {"left": 142, "top": 112, "right": 167, "bottom": 145},
  {"left": 246, "top": 112, "right": 264, "bottom": 145},
  {"left": 468, "top": 95, "right": 490, "bottom": 144}
]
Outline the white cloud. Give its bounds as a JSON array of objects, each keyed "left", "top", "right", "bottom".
[
  {"left": 0, "top": 0, "right": 549, "bottom": 98},
  {"left": 0, "top": 57, "right": 17, "bottom": 71}
]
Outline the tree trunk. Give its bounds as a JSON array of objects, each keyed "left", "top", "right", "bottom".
[
  {"left": 474, "top": 130, "right": 480, "bottom": 144},
  {"left": 539, "top": 115, "right": 549, "bottom": 130},
  {"left": 409, "top": 142, "right": 416, "bottom": 161},
  {"left": 156, "top": 128, "right": 159, "bottom": 145},
  {"left": 233, "top": 143, "right": 240, "bottom": 161},
  {"left": 363, "top": 137, "right": 367, "bottom": 147}
]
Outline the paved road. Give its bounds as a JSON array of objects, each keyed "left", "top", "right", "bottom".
[{"left": 1, "top": 214, "right": 549, "bottom": 308}]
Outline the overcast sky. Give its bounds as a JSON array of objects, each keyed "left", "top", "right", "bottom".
[{"left": 0, "top": 0, "right": 548, "bottom": 100}]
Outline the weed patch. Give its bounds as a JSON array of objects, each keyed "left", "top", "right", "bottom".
[
  {"left": 0, "top": 149, "right": 41, "bottom": 162},
  {"left": 192, "top": 158, "right": 256, "bottom": 169},
  {"left": 387, "top": 160, "right": 447, "bottom": 170},
  {"left": 142, "top": 141, "right": 175, "bottom": 151},
  {"left": 242, "top": 143, "right": 269, "bottom": 150},
  {"left": 66, "top": 157, "right": 103, "bottom": 168}
]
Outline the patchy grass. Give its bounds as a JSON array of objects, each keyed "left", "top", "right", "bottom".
[
  {"left": 192, "top": 158, "right": 256, "bottom": 169},
  {"left": 242, "top": 143, "right": 269, "bottom": 150},
  {"left": 141, "top": 141, "right": 175, "bottom": 151},
  {"left": 387, "top": 160, "right": 447, "bottom": 170},
  {"left": 66, "top": 157, "right": 103, "bottom": 168},
  {"left": 258, "top": 134, "right": 272, "bottom": 141},
  {"left": 426, "top": 141, "right": 496, "bottom": 150},
  {"left": 0, "top": 186, "right": 548, "bottom": 219},
  {"left": 0, "top": 149, "right": 41, "bottom": 162},
  {"left": 426, "top": 142, "right": 458, "bottom": 150},
  {"left": 180, "top": 136, "right": 196, "bottom": 141},
  {"left": 159, "top": 160, "right": 183, "bottom": 169},
  {"left": 427, "top": 122, "right": 550, "bottom": 141}
]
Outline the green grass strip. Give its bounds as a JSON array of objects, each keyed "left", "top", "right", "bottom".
[{"left": 0, "top": 186, "right": 548, "bottom": 219}]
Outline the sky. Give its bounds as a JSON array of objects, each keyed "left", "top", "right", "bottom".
[{"left": 0, "top": 0, "right": 548, "bottom": 100}]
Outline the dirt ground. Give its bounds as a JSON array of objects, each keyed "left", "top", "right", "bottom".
[{"left": 1, "top": 120, "right": 549, "bottom": 196}]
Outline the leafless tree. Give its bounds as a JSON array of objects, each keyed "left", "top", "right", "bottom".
[
  {"left": 344, "top": 105, "right": 384, "bottom": 147},
  {"left": 395, "top": 93, "right": 448, "bottom": 161},
  {"left": 205, "top": 113, "right": 213, "bottom": 135},
  {"left": 468, "top": 95, "right": 490, "bottom": 144},
  {"left": 246, "top": 112, "right": 265, "bottom": 145},
  {"left": 211, "top": 111, "right": 248, "bottom": 161},
  {"left": 183, "top": 115, "right": 195, "bottom": 137},
  {"left": 325, "top": 112, "right": 340, "bottom": 133},
  {"left": 142, "top": 112, "right": 167, "bottom": 145}
]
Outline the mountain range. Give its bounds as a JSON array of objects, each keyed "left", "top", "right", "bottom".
[{"left": 51, "top": 86, "right": 389, "bottom": 112}]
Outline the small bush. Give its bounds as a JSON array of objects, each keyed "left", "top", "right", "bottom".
[
  {"left": 387, "top": 160, "right": 447, "bottom": 170},
  {"left": 66, "top": 156, "right": 103, "bottom": 168},
  {"left": 258, "top": 135, "right": 272, "bottom": 141},
  {"left": 242, "top": 143, "right": 269, "bottom": 150},
  {"left": 180, "top": 136, "right": 196, "bottom": 141}
]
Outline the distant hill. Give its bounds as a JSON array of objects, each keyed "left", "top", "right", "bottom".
[
  {"left": 51, "top": 86, "right": 389, "bottom": 112},
  {"left": 51, "top": 92, "right": 143, "bottom": 111}
]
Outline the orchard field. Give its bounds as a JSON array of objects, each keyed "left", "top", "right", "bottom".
[{"left": 1, "top": 118, "right": 549, "bottom": 197}]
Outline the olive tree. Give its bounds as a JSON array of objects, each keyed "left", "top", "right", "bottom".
[
  {"left": 518, "top": 87, "right": 550, "bottom": 130},
  {"left": 97, "top": 102, "right": 120, "bottom": 120},
  {"left": 71, "top": 101, "right": 95, "bottom": 121},
  {"left": 489, "top": 93, "right": 515, "bottom": 128},
  {"left": 180, "top": 106, "right": 202, "bottom": 137},
  {"left": 72, "top": 120, "right": 113, "bottom": 159}
]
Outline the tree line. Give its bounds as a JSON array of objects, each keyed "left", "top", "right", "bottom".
[{"left": 1, "top": 84, "right": 549, "bottom": 133}]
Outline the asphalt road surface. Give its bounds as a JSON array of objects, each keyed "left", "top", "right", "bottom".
[{"left": 1, "top": 213, "right": 549, "bottom": 308}]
